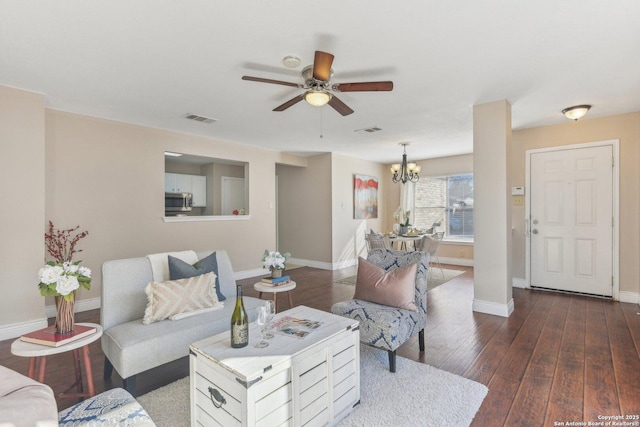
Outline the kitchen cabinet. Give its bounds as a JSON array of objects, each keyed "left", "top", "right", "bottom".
[
  {"left": 165, "top": 173, "right": 190, "bottom": 193},
  {"left": 165, "top": 173, "right": 207, "bottom": 207}
]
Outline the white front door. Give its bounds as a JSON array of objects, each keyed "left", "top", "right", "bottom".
[{"left": 529, "top": 145, "right": 613, "bottom": 296}]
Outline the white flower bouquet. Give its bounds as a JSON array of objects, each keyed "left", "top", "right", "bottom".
[
  {"left": 38, "top": 221, "right": 91, "bottom": 301},
  {"left": 38, "top": 261, "right": 92, "bottom": 300},
  {"left": 261, "top": 249, "right": 291, "bottom": 271}
]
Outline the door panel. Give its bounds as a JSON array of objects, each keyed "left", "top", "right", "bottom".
[{"left": 530, "top": 145, "right": 613, "bottom": 296}]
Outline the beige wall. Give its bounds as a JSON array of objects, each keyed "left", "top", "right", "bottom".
[
  {"left": 331, "top": 154, "right": 389, "bottom": 265},
  {"left": 0, "top": 86, "right": 47, "bottom": 333},
  {"left": 511, "top": 112, "right": 640, "bottom": 295},
  {"left": 277, "top": 154, "right": 332, "bottom": 264},
  {"left": 44, "top": 109, "right": 304, "bottom": 304},
  {"left": 383, "top": 154, "right": 475, "bottom": 263},
  {"left": 276, "top": 153, "right": 387, "bottom": 267}
]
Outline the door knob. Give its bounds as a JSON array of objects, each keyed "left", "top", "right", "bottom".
[
  {"left": 532, "top": 219, "right": 539, "bottom": 225},
  {"left": 532, "top": 229, "right": 538, "bottom": 234}
]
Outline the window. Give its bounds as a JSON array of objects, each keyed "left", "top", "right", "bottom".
[{"left": 413, "top": 173, "right": 474, "bottom": 240}]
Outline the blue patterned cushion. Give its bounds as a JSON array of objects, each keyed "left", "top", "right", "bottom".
[
  {"left": 58, "top": 388, "right": 155, "bottom": 426},
  {"left": 332, "top": 249, "right": 429, "bottom": 352}
]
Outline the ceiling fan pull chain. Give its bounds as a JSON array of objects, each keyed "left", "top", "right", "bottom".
[{"left": 319, "top": 108, "right": 324, "bottom": 139}]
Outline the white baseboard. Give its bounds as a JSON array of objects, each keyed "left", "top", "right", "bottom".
[
  {"left": 619, "top": 291, "right": 640, "bottom": 305},
  {"left": 234, "top": 258, "right": 359, "bottom": 281},
  {"left": 288, "top": 257, "right": 339, "bottom": 271},
  {"left": 472, "top": 298, "right": 515, "bottom": 318},
  {"left": 513, "top": 277, "right": 527, "bottom": 288},
  {"left": 439, "top": 256, "right": 474, "bottom": 267},
  {"left": 45, "top": 296, "right": 102, "bottom": 318},
  {"left": 0, "top": 318, "right": 48, "bottom": 341},
  {"left": 234, "top": 268, "right": 267, "bottom": 280},
  {"left": 331, "top": 258, "right": 359, "bottom": 270},
  {"left": 1, "top": 297, "right": 101, "bottom": 341}
]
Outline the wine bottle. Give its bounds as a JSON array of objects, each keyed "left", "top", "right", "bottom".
[{"left": 230, "top": 284, "right": 248, "bottom": 348}]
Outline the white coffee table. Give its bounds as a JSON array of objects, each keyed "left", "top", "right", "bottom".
[
  {"left": 11, "top": 322, "right": 103, "bottom": 398},
  {"left": 189, "top": 305, "right": 360, "bottom": 426},
  {"left": 253, "top": 280, "right": 296, "bottom": 312}
]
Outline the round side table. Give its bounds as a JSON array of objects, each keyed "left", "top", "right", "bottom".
[
  {"left": 11, "top": 322, "right": 103, "bottom": 399},
  {"left": 253, "top": 281, "right": 296, "bottom": 312}
]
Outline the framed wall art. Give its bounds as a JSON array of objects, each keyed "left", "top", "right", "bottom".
[{"left": 354, "top": 174, "right": 378, "bottom": 219}]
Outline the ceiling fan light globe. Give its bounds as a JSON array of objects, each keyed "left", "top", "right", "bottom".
[{"left": 304, "top": 90, "right": 331, "bottom": 107}]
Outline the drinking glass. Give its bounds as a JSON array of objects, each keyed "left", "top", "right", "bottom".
[
  {"left": 264, "top": 300, "right": 276, "bottom": 339},
  {"left": 254, "top": 307, "right": 268, "bottom": 348}
]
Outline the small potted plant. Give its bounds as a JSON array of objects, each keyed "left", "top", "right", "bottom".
[{"left": 261, "top": 249, "right": 291, "bottom": 278}]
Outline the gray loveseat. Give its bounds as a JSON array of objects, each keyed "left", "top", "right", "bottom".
[{"left": 101, "top": 250, "right": 262, "bottom": 396}]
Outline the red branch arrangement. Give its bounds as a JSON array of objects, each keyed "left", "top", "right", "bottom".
[{"left": 44, "top": 221, "right": 89, "bottom": 263}]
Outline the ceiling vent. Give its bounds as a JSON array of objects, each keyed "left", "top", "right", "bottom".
[
  {"left": 185, "top": 114, "right": 217, "bottom": 124},
  {"left": 355, "top": 126, "right": 382, "bottom": 134}
]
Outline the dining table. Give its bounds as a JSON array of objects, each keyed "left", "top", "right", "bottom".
[{"left": 388, "top": 234, "right": 425, "bottom": 251}]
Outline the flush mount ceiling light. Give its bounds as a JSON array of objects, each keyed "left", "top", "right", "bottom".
[
  {"left": 304, "top": 90, "right": 332, "bottom": 107},
  {"left": 282, "top": 55, "right": 301, "bottom": 68},
  {"left": 562, "top": 104, "right": 591, "bottom": 121},
  {"left": 390, "top": 142, "right": 420, "bottom": 184}
]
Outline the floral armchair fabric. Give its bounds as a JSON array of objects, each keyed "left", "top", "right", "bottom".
[{"left": 331, "top": 248, "right": 429, "bottom": 372}]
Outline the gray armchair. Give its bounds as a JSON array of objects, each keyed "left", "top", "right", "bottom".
[{"left": 331, "top": 249, "right": 429, "bottom": 372}]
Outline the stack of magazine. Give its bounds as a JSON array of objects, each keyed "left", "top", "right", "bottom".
[
  {"left": 260, "top": 275, "right": 292, "bottom": 286},
  {"left": 268, "top": 316, "right": 323, "bottom": 338}
]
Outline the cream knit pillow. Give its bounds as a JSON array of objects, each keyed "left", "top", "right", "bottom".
[{"left": 143, "top": 272, "right": 220, "bottom": 324}]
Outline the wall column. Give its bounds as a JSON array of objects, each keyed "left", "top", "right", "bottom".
[
  {"left": 0, "top": 85, "right": 47, "bottom": 339},
  {"left": 472, "top": 99, "right": 514, "bottom": 317}
]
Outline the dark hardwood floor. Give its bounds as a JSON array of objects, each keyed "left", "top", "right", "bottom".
[{"left": 1, "top": 265, "right": 639, "bottom": 426}]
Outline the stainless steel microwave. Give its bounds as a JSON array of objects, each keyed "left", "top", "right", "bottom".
[{"left": 165, "top": 192, "right": 193, "bottom": 214}]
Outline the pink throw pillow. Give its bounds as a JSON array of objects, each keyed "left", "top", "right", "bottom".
[{"left": 354, "top": 257, "right": 418, "bottom": 312}]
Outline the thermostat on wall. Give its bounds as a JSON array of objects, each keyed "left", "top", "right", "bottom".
[{"left": 511, "top": 186, "right": 525, "bottom": 196}]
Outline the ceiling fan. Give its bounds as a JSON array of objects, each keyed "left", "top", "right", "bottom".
[{"left": 242, "top": 51, "right": 393, "bottom": 116}]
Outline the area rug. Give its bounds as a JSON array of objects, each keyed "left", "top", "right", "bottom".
[
  {"left": 334, "top": 268, "right": 465, "bottom": 291},
  {"left": 137, "top": 345, "right": 487, "bottom": 427}
]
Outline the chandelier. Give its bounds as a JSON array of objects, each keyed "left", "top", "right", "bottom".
[{"left": 390, "top": 142, "right": 420, "bottom": 184}]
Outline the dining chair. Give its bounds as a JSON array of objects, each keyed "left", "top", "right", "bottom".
[
  {"left": 365, "top": 232, "right": 390, "bottom": 251},
  {"left": 422, "top": 232, "right": 444, "bottom": 277}
]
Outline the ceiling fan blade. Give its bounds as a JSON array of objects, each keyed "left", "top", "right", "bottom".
[
  {"left": 242, "top": 76, "right": 301, "bottom": 88},
  {"left": 328, "top": 95, "right": 354, "bottom": 116},
  {"left": 313, "top": 51, "right": 334, "bottom": 81},
  {"left": 332, "top": 81, "right": 394, "bottom": 92},
  {"left": 273, "top": 94, "right": 305, "bottom": 112}
]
